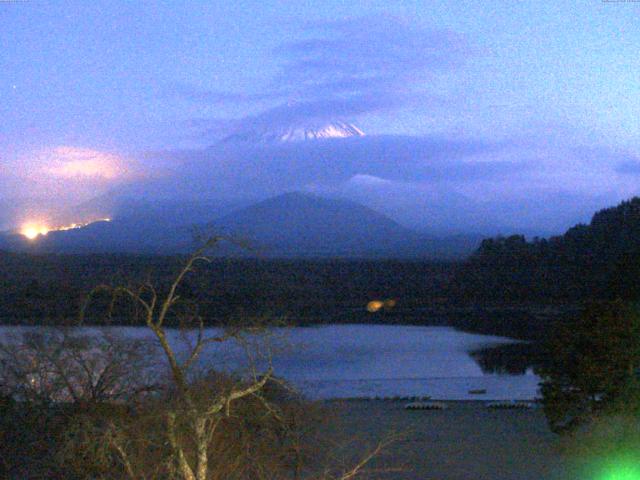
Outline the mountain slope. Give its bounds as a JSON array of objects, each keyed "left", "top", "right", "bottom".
[
  {"left": 210, "top": 192, "right": 483, "bottom": 258},
  {"left": 0, "top": 192, "right": 482, "bottom": 258},
  {"left": 0, "top": 218, "right": 194, "bottom": 255},
  {"left": 209, "top": 192, "right": 427, "bottom": 257},
  {"left": 221, "top": 121, "right": 365, "bottom": 145}
]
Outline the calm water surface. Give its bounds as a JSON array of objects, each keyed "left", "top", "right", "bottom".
[{"left": 0, "top": 325, "right": 540, "bottom": 400}]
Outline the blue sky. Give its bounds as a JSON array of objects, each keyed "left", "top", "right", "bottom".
[{"left": 1, "top": 1, "right": 640, "bottom": 233}]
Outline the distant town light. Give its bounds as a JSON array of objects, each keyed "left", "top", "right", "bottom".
[
  {"left": 20, "top": 218, "right": 111, "bottom": 240},
  {"left": 367, "top": 300, "right": 385, "bottom": 313},
  {"left": 21, "top": 224, "right": 50, "bottom": 240}
]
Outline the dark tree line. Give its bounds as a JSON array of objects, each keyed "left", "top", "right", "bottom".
[
  {"left": 537, "top": 300, "right": 640, "bottom": 433},
  {"left": 454, "top": 197, "right": 640, "bottom": 302},
  {"left": 0, "top": 252, "right": 452, "bottom": 326}
]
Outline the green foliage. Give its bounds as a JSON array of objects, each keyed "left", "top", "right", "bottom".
[{"left": 537, "top": 301, "right": 640, "bottom": 433}]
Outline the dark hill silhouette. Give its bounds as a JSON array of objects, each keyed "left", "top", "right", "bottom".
[
  {"left": 456, "top": 196, "right": 640, "bottom": 301},
  {"left": 0, "top": 192, "right": 482, "bottom": 259},
  {"left": 0, "top": 219, "right": 194, "bottom": 255},
  {"left": 209, "top": 192, "right": 426, "bottom": 257}
]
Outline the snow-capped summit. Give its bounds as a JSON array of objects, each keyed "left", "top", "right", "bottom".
[{"left": 221, "top": 121, "right": 365, "bottom": 145}]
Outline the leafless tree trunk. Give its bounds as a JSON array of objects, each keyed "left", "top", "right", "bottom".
[
  {"left": 0, "top": 237, "right": 393, "bottom": 479},
  {"left": 82, "top": 237, "right": 278, "bottom": 480}
]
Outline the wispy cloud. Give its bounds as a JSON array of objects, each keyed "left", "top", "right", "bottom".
[
  {"left": 142, "top": 135, "right": 513, "bottom": 203},
  {"left": 170, "top": 15, "right": 471, "bottom": 136},
  {"left": 166, "top": 82, "right": 282, "bottom": 105},
  {"left": 616, "top": 159, "right": 640, "bottom": 174},
  {"left": 275, "top": 16, "right": 468, "bottom": 88},
  {"left": 0, "top": 146, "right": 142, "bottom": 229},
  {"left": 132, "top": 128, "right": 640, "bottom": 234}
]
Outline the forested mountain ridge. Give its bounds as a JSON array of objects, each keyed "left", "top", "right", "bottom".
[{"left": 455, "top": 197, "right": 640, "bottom": 301}]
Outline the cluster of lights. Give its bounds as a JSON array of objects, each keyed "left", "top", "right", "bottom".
[
  {"left": 366, "top": 299, "right": 397, "bottom": 313},
  {"left": 21, "top": 224, "right": 50, "bottom": 240},
  {"left": 20, "top": 218, "right": 111, "bottom": 241}
]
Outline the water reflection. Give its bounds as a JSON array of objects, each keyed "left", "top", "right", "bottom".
[
  {"left": 469, "top": 342, "right": 542, "bottom": 375},
  {"left": 0, "top": 324, "right": 543, "bottom": 400}
]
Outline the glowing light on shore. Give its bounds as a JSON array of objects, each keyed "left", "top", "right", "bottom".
[
  {"left": 367, "top": 300, "right": 384, "bottom": 313},
  {"left": 366, "top": 299, "right": 398, "bottom": 313},
  {"left": 21, "top": 224, "right": 50, "bottom": 240},
  {"left": 20, "top": 218, "right": 111, "bottom": 241}
]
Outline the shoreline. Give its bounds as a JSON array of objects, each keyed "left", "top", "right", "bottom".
[{"left": 326, "top": 398, "right": 568, "bottom": 480}]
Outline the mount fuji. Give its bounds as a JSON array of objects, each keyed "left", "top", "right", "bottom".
[
  {"left": 221, "top": 121, "right": 365, "bottom": 145},
  {"left": 0, "top": 191, "right": 483, "bottom": 259}
]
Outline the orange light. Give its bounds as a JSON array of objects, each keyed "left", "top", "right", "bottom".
[
  {"left": 20, "top": 218, "right": 111, "bottom": 240},
  {"left": 384, "top": 299, "right": 397, "bottom": 309},
  {"left": 367, "top": 300, "right": 385, "bottom": 313},
  {"left": 21, "top": 224, "right": 50, "bottom": 240}
]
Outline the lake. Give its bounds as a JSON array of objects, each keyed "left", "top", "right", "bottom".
[{"left": 0, "top": 324, "right": 541, "bottom": 400}]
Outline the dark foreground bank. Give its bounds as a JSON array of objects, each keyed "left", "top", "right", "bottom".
[
  {"left": 327, "top": 400, "right": 576, "bottom": 480},
  {"left": 0, "top": 253, "right": 575, "bottom": 342}
]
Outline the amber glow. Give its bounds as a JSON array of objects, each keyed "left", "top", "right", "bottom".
[
  {"left": 21, "top": 224, "right": 50, "bottom": 240},
  {"left": 366, "top": 299, "right": 398, "bottom": 313},
  {"left": 20, "top": 218, "right": 111, "bottom": 241},
  {"left": 367, "top": 300, "right": 385, "bottom": 313}
]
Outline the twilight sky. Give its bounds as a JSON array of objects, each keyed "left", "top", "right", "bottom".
[{"left": 1, "top": 1, "right": 640, "bottom": 234}]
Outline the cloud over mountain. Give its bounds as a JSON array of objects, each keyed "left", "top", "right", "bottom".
[
  {"left": 36, "top": 147, "right": 131, "bottom": 181},
  {"left": 141, "top": 133, "right": 511, "bottom": 199},
  {"left": 124, "top": 127, "right": 640, "bottom": 235},
  {"left": 4, "top": 9, "right": 640, "bottom": 238},
  {"left": 172, "top": 15, "right": 471, "bottom": 139},
  {"left": 0, "top": 146, "right": 139, "bottom": 230}
]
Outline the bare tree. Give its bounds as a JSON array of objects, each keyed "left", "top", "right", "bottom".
[
  {"left": 77, "top": 237, "right": 289, "bottom": 480},
  {"left": 0, "top": 237, "right": 393, "bottom": 479},
  {"left": 0, "top": 326, "right": 158, "bottom": 479},
  {"left": 80, "top": 237, "right": 393, "bottom": 480},
  {"left": 0, "top": 327, "right": 156, "bottom": 405}
]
